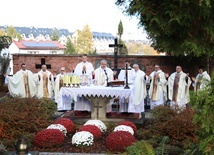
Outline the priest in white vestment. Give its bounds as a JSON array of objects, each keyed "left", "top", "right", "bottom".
[
  {"left": 148, "top": 65, "right": 167, "bottom": 109},
  {"left": 6, "top": 63, "right": 37, "bottom": 98},
  {"left": 74, "top": 54, "right": 94, "bottom": 82},
  {"left": 128, "top": 64, "right": 147, "bottom": 115},
  {"left": 55, "top": 67, "right": 66, "bottom": 101},
  {"left": 117, "top": 60, "right": 135, "bottom": 112},
  {"left": 74, "top": 54, "right": 94, "bottom": 111},
  {"left": 37, "top": 64, "right": 54, "bottom": 99},
  {"left": 118, "top": 60, "right": 135, "bottom": 84},
  {"left": 191, "top": 65, "right": 211, "bottom": 93},
  {"left": 168, "top": 66, "right": 191, "bottom": 110},
  {"left": 94, "top": 59, "right": 114, "bottom": 86}
]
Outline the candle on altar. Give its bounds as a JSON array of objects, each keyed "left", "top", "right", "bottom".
[
  {"left": 72, "top": 75, "right": 76, "bottom": 84},
  {"left": 67, "top": 75, "right": 71, "bottom": 84},
  {"left": 66, "top": 75, "right": 69, "bottom": 85},
  {"left": 63, "top": 75, "right": 67, "bottom": 85}
]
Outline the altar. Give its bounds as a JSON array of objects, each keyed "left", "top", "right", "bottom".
[{"left": 57, "top": 85, "right": 135, "bottom": 120}]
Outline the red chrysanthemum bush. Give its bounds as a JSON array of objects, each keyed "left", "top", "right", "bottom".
[
  {"left": 105, "top": 131, "right": 136, "bottom": 152},
  {"left": 118, "top": 121, "right": 137, "bottom": 133},
  {"left": 53, "top": 118, "right": 75, "bottom": 133},
  {"left": 33, "top": 129, "right": 65, "bottom": 148},
  {"left": 78, "top": 125, "right": 102, "bottom": 138}
]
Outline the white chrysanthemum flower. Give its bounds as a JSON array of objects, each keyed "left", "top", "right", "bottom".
[
  {"left": 47, "top": 124, "right": 67, "bottom": 136},
  {"left": 72, "top": 131, "right": 94, "bottom": 147},
  {"left": 84, "top": 119, "right": 107, "bottom": 132},
  {"left": 113, "top": 125, "right": 134, "bottom": 135}
]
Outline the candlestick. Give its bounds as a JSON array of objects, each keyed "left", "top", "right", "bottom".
[
  {"left": 124, "top": 64, "right": 130, "bottom": 89},
  {"left": 63, "top": 75, "right": 67, "bottom": 86}
]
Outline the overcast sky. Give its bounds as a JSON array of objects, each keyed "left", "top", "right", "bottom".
[{"left": 0, "top": 0, "right": 148, "bottom": 40}]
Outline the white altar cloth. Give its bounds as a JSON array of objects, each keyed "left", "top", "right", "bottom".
[{"left": 56, "top": 85, "right": 142, "bottom": 113}]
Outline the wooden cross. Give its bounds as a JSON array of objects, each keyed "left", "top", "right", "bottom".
[
  {"left": 35, "top": 58, "right": 51, "bottom": 69},
  {"left": 109, "top": 38, "right": 123, "bottom": 69},
  {"left": 93, "top": 102, "right": 102, "bottom": 119}
]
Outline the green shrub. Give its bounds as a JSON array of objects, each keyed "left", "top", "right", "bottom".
[
  {"left": 190, "top": 71, "right": 214, "bottom": 155},
  {"left": 123, "top": 140, "right": 155, "bottom": 155}
]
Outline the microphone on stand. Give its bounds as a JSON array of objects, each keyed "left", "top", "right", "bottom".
[{"left": 104, "top": 69, "right": 109, "bottom": 86}]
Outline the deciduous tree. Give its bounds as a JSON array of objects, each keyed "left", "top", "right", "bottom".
[
  {"left": 115, "top": 0, "right": 214, "bottom": 58},
  {"left": 6, "top": 26, "right": 22, "bottom": 40},
  {"left": 75, "top": 24, "right": 93, "bottom": 54}
]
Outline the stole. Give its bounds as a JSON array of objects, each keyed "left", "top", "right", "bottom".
[
  {"left": 172, "top": 73, "right": 180, "bottom": 102},
  {"left": 23, "top": 72, "right": 30, "bottom": 98},
  {"left": 42, "top": 72, "right": 49, "bottom": 98},
  {"left": 151, "top": 73, "right": 158, "bottom": 101}
]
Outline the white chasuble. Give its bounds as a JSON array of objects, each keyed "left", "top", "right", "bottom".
[
  {"left": 168, "top": 71, "right": 191, "bottom": 108},
  {"left": 128, "top": 69, "right": 147, "bottom": 113},
  {"left": 194, "top": 71, "right": 211, "bottom": 92},
  {"left": 73, "top": 62, "right": 94, "bottom": 111},
  {"left": 37, "top": 70, "right": 54, "bottom": 99},
  {"left": 54, "top": 73, "right": 64, "bottom": 101},
  {"left": 8, "top": 69, "right": 37, "bottom": 98},
  {"left": 149, "top": 70, "right": 167, "bottom": 109},
  {"left": 74, "top": 62, "right": 94, "bottom": 77},
  {"left": 94, "top": 67, "right": 114, "bottom": 86}
]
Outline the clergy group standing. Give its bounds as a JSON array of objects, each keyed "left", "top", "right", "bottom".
[{"left": 5, "top": 57, "right": 212, "bottom": 116}]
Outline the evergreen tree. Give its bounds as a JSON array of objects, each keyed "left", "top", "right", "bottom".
[
  {"left": 115, "top": 0, "right": 214, "bottom": 58},
  {"left": 51, "top": 28, "right": 59, "bottom": 41},
  {"left": 117, "top": 20, "right": 127, "bottom": 55},
  {"left": 118, "top": 20, "right": 123, "bottom": 41},
  {"left": 64, "top": 37, "right": 76, "bottom": 54}
]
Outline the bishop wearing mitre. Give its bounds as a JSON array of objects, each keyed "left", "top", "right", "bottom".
[
  {"left": 6, "top": 63, "right": 37, "bottom": 98},
  {"left": 37, "top": 64, "right": 54, "bottom": 99}
]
